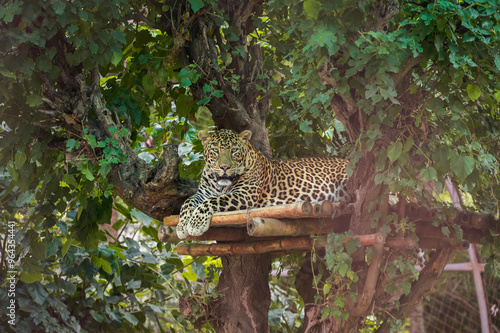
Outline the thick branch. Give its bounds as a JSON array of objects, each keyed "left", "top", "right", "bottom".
[
  {"left": 376, "top": 245, "right": 456, "bottom": 332},
  {"left": 182, "top": 0, "right": 272, "bottom": 156},
  {"left": 37, "top": 63, "right": 198, "bottom": 221},
  {"left": 347, "top": 234, "right": 385, "bottom": 318}
]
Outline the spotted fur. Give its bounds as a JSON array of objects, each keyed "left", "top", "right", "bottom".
[{"left": 176, "top": 129, "right": 350, "bottom": 238}]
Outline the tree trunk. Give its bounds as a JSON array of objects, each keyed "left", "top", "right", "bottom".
[
  {"left": 180, "top": 1, "right": 273, "bottom": 330},
  {"left": 211, "top": 254, "right": 272, "bottom": 332}
]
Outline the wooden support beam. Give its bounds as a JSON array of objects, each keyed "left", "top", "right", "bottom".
[
  {"left": 164, "top": 201, "right": 315, "bottom": 227},
  {"left": 415, "top": 223, "right": 488, "bottom": 244},
  {"left": 159, "top": 225, "right": 251, "bottom": 242},
  {"left": 163, "top": 201, "right": 354, "bottom": 227},
  {"left": 247, "top": 217, "right": 335, "bottom": 237},
  {"left": 178, "top": 233, "right": 385, "bottom": 256},
  {"left": 456, "top": 211, "right": 495, "bottom": 230},
  {"left": 175, "top": 234, "right": 468, "bottom": 256},
  {"left": 160, "top": 202, "right": 493, "bottom": 257},
  {"left": 386, "top": 237, "right": 416, "bottom": 250},
  {"left": 418, "top": 238, "right": 469, "bottom": 250}
]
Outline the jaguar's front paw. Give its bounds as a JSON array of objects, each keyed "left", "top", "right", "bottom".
[
  {"left": 186, "top": 217, "right": 211, "bottom": 236},
  {"left": 176, "top": 220, "right": 189, "bottom": 239}
]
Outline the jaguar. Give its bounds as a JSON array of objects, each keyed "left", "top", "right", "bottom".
[{"left": 176, "top": 129, "right": 350, "bottom": 239}]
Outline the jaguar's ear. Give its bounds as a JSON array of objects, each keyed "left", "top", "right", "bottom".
[
  {"left": 198, "top": 130, "right": 212, "bottom": 146},
  {"left": 239, "top": 130, "right": 252, "bottom": 143}
]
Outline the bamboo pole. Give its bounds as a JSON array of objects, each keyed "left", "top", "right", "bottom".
[
  {"left": 456, "top": 211, "right": 495, "bottom": 230},
  {"left": 414, "top": 223, "right": 488, "bottom": 244},
  {"left": 158, "top": 225, "right": 252, "bottom": 242},
  {"left": 247, "top": 217, "right": 334, "bottom": 237},
  {"left": 175, "top": 233, "right": 469, "bottom": 256},
  {"left": 418, "top": 238, "right": 469, "bottom": 250},
  {"left": 163, "top": 201, "right": 316, "bottom": 227},
  {"left": 164, "top": 201, "right": 354, "bottom": 227},
  {"left": 176, "top": 233, "right": 386, "bottom": 256},
  {"left": 386, "top": 237, "right": 416, "bottom": 250}
]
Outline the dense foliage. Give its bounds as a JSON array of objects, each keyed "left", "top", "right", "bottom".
[{"left": 0, "top": 0, "right": 499, "bottom": 331}]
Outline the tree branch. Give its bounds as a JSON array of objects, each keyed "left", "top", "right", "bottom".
[{"left": 376, "top": 245, "right": 456, "bottom": 332}]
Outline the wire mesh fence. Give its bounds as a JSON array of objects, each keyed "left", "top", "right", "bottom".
[{"left": 419, "top": 250, "right": 499, "bottom": 333}]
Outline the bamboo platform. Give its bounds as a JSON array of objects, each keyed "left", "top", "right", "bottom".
[{"left": 160, "top": 201, "right": 494, "bottom": 257}]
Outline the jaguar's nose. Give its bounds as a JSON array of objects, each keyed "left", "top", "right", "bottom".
[{"left": 220, "top": 165, "right": 230, "bottom": 172}]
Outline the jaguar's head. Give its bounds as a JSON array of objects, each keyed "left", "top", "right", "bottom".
[{"left": 199, "top": 129, "right": 252, "bottom": 187}]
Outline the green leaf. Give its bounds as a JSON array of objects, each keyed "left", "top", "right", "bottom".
[
  {"left": 15, "top": 151, "right": 27, "bottom": 169},
  {"left": 36, "top": 55, "right": 52, "bottom": 72},
  {"left": 111, "top": 51, "right": 122, "bottom": 66},
  {"left": 299, "top": 119, "right": 313, "bottom": 133},
  {"left": 203, "top": 84, "right": 212, "bottom": 93},
  {"left": 426, "top": 97, "right": 445, "bottom": 116},
  {"left": 100, "top": 163, "right": 111, "bottom": 177},
  {"left": 131, "top": 209, "right": 153, "bottom": 226},
  {"left": 26, "top": 282, "right": 49, "bottom": 305},
  {"left": 147, "top": 303, "right": 165, "bottom": 313},
  {"left": 60, "top": 279, "right": 77, "bottom": 295},
  {"left": 119, "top": 128, "right": 128, "bottom": 137},
  {"left": 386, "top": 141, "right": 402, "bottom": 163},
  {"left": 87, "top": 134, "right": 97, "bottom": 149},
  {"left": 450, "top": 155, "right": 475, "bottom": 181},
  {"left": 400, "top": 280, "right": 412, "bottom": 296},
  {"left": 66, "top": 138, "right": 77, "bottom": 152},
  {"left": 466, "top": 84, "right": 481, "bottom": 101},
  {"left": 161, "top": 263, "right": 176, "bottom": 275},
  {"left": 62, "top": 239, "right": 74, "bottom": 257},
  {"left": 101, "top": 260, "right": 113, "bottom": 274},
  {"left": 106, "top": 307, "right": 122, "bottom": 322},
  {"left": 82, "top": 168, "right": 95, "bottom": 181},
  {"left": 334, "top": 295, "right": 345, "bottom": 308},
  {"left": 188, "top": 0, "right": 204, "bottom": 13},
  {"left": 403, "top": 135, "right": 413, "bottom": 152},
  {"left": 268, "top": 308, "right": 284, "bottom": 326},
  {"left": 179, "top": 67, "right": 199, "bottom": 87},
  {"left": 337, "top": 262, "right": 349, "bottom": 277},
  {"left": 175, "top": 94, "right": 195, "bottom": 117},
  {"left": 27, "top": 94, "right": 43, "bottom": 107},
  {"left": 142, "top": 252, "right": 158, "bottom": 264},
  {"left": 303, "top": 0, "right": 322, "bottom": 19},
  {"left": 121, "top": 310, "right": 139, "bottom": 326},
  {"left": 20, "top": 271, "right": 42, "bottom": 283},
  {"left": 419, "top": 167, "right": 437, "bottom": 182},
  {"left": 91, "top": 310, "right": 104, "bottom": 322},
  {"left": 62, "top": 174, "right": 79, "bottom": 188},
  {"left": 323, "top": 283, "right": 332, "bottom": 295},
  {"left": 16, "top": 190, "right": 34, "bottom": 206},
  {"left": 142, "top": 74, "right": 156, "bottom": 97},
  {"left": 126, "top": 279, "right": 142, "bottom": 290},
  {"left": 45, "top": 238, "right": 62, "bottom": 258},
  {"left": 344, "top": 238, "right": 361, "bottom": 254}
]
